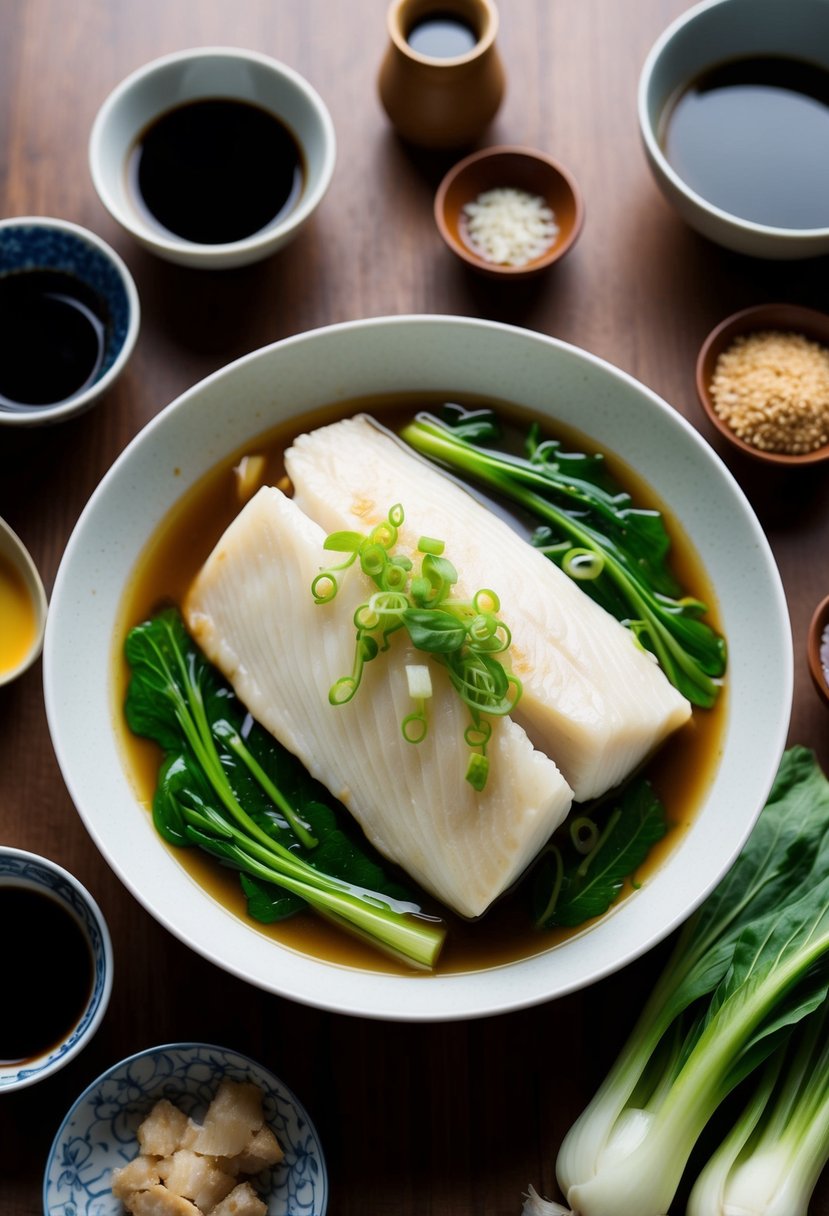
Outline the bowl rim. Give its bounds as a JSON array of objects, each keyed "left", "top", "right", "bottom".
[
  {"left": 808, "top": 594, "right": 829, "bottom": 708},
  {"left": 0, "top": 846, "right": 113, "bottom": 1091},
  {"left": 0, "top": 215, "right": 140, "bottom": 428},
  {"left": 434, "top": 144, "right": 585, "bottom": 276},
  {"left": 695, "top": 302, "right": 829, "bottom": 466},
  {"left": 42, "top": 313, "right": 793, "bottom": 1021},
  {"left": 386, "top": 0, "right": 499, "bottom": 65},
  {"left": 88, "top": 45, "right": 337, "bottom": 263},
  {"left": 0, "top": 515, "right": 48, "bottom": 684},
  {"left": 42, "top": 1040, "right": 329, "bottom": 1216},
  {"left": 637, "top": 0, "right": 829, "bottom": 242}
]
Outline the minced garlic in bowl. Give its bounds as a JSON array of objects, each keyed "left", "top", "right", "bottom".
[{"left": 461, "top": 186, "right": 559, "bottom": 267}]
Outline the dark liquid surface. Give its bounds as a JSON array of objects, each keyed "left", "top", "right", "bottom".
[
  {"left": 0, "top": 886, "right": 93, "bottom": 1064},
  {"left": 407, "top": 13, "right": 478, "bottom": 57},
  {"left": 129, "top": 98, "right": 304, "bottom": 245},
  {"left": 0, "top": 270, "right": 106, "bottom": 409},
  {"left": 661, "top": 55, "right": 829, "bottom": 229}
]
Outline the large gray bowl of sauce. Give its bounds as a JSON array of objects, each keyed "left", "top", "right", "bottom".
[{"left": 638, "top": 0, "right": 829, "bottom": 259}]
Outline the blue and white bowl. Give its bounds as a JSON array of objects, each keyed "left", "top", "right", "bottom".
[
  {"left": 0, "top": 216, "right": 140, "bottom": 426},
  {"left": 44, "top": 1042, "right": 328, "bottom": 1216},
  {"left": 0, "top": 848, "right": 113, "bottom": 1092}
]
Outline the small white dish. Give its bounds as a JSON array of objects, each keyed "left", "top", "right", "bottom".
[
  {"left": 0, "top": 217, "right": 139, "bottom": 426},
  {"left": 0, "top": 516, "right": 47, "bottom": 685},
  {"left": 43, "top": 1042, "right": 328, "bottom": 1216},
  {"left": 43, "top": 315, "right": 792, "bottom": 1021},
  {"left": 0, "top": 847, "right": 113, "bottom": 1092},
  {"left": 89, "top": 47, "right": 336, "bottom": 270},
  {"left": 638, "top": 0, "right": 829, "bottom": 259}
]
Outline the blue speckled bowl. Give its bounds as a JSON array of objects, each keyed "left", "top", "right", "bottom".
[
  {"left": 0, "top": 848, "right": 113, "bottom": 1092},
  {"left": 0, "top": 216, "right": 139, "bottom": 427},
  {"left": 43, "top": 1042, "right": 329, "bottom": 1216}
]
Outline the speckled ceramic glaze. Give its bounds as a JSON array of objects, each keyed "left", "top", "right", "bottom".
[
  {"left": 43, "top": 1043, "right": 328, "bottom": 1216},
  {"left": 0, "top": 217, "right": 139, "bottom": 426},
  {"left": 0, "top": 848, "right": 112, "bottom": 1091}
]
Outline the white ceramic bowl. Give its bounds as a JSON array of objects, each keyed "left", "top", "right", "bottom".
[
  {"left": 43, "top": 316, "right": 792, "bottom": 1021},
  {"left": 0, "top": 516, "right": 48, "bottom": 685},
  {"left": 89, "top": 47, "right": 336, "bottom": 270},
  {"left": 0, "top": 217, "right": 140, "bottom": 426},
  {"left": 638, "top": 0, "right": 829, "bottom": 259},
  {"left": 0, "top": 848, "right": 113, "bottom": 1092},
  {"left": 43, "top": 1042, "right": 328, "bottom": 1216}
]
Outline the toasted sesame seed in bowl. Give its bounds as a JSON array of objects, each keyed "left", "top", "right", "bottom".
[{"left": 696, "top": 304, "right": 829, "bottom": 467}]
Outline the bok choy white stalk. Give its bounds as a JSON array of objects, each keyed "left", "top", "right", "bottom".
[
  {"left": 687, "top": 1000, "right": 829, "bottom": 1216},
  {"left": 524, "top": 748, "right": 829, "bottom": 1216}
]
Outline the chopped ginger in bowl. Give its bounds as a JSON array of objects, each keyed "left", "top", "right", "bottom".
[{"left": 43, "top": 1043, "right": 327, "bottom": 1216}]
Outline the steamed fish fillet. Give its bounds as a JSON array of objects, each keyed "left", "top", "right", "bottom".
[
  {"left": 285, "top": 415, "right": 692, "bottom": 802},
  {"left": 185, "top": 486, "right": 573, "bottom": 920}
]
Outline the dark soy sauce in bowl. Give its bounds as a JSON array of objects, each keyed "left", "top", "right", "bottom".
[
  {"left": 407, "top": 12, "right": 478, "bottom": 57},
  {"left": 0, "top": 270, "right": 106, "bottom": 410},
  {"left": 128, "top": 98, "right": 305, "bottom": 245},
  {"left": 0, "top": 885, "right": 93, "bottom": 1064},
  {"left": 661, "top": 56, "right": 829, "bottom": 230}
]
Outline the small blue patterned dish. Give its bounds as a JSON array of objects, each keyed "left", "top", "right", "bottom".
[
  {"left": 0, "top": 216, "right": 139, "bottom": 427},
  {"left": 43, "top": 1042, "right": 328, "bottom": 1216},
  {"left": 0, "top": 847, "right": 113, "bottom": 1093}
]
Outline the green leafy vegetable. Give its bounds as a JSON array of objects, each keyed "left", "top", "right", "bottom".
[
  {"left": 687, "top": 1000, "right": 829, "bottom": 1216},
  {"left": 311, "top": 503, "right": 520, "bottom": 790},
  {"left": 527, "top": 748, "right": 829, "bottom": 1216},
  {"left": 532, "top": 779, "right": 667, "bottom": 928},
  {"left": 124, "top": 607, "right": 446, "bottom": 971},
  {"left": 401, "top": 406, "right": 727, "bottom": 708}
]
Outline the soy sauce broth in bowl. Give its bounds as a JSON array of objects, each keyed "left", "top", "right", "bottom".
[
  {"left": 0, "top": 218, "right": 139, "bottom": 427},
  {"left": 90, "top": 48, "right": 336, "bottom": 270},
  {"left": 0, "top": 849, "right": 112, "bottom": 1092}
]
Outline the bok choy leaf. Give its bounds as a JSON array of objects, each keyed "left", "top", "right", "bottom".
[
  {"left": 525, "top": 748, "right": 829, "bottom": 1216},
  {"left": 124, "top": 607, "right": 446, "bottom": 970},
  {"left": 401, "top": 406, "right": 727, "bottom": 708}
]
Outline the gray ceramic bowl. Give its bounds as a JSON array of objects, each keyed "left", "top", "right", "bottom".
[
  {"left": 0, "top": 848, "right": 113, "bottom": 1092},
  {"left": 43, "top": 1042, "right": 328, "bottom": 1216},
  {"left": 0, "top": 217, "right": 140, "bottom": 426},
  {"left": 638, "top": 0, "right": 829, "bottom": 259},
  {"left": 89, "top": 47, "right": 336, "bottom": 270}
]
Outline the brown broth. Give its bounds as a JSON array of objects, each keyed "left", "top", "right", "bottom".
[{"left": 113, "top": 395, "right": 726, "bottom": 976}]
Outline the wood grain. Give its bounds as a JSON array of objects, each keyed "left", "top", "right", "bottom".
[{"left": 2, "top": 1, "right": 828, "bottom": 1212}]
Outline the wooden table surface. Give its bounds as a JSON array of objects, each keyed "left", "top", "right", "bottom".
[{"left": 2, "top": 1, "right": 829, "bottom": 1212}]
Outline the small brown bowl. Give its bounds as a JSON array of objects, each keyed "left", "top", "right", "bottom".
[
  {"left": 696, "top": 303, "right": 829, "bottom": 467},
  {"left": 808, "top": 595, "right": 829, "bottom": 708},
  {"left": 434, "top": 145, "right": 584, "bottom": 279}
]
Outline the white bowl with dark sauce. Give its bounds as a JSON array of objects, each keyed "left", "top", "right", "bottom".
[
  {"left": 638, "top": 0, "right": 829, "bottom": 259},
  {"left": 89, "top": 47, "right": 336, "bottom": 270}
]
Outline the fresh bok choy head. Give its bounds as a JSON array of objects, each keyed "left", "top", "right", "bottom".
[{"left": 524, "top": 747, "right": 829, "bottom": 1216}]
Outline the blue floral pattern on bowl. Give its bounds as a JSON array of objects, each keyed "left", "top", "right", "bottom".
[
  {"left": 43, "top": 1042, "right": 329, "bottom": 1216},
  {"left": 0, "top": 222, "right": 131, "bottom": 376},
  {"left": 0, "top": 851, "right": 111, "bottom": 1091}
]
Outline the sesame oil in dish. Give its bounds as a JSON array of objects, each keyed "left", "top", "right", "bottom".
[
  {"left": 128, "top": 98, "right": 305, "bottom": 245},
  {"left": 0, "top": 552, "right": 37, "bottom": 676},
  {"left": 660, "top": 56, "right": 829, "bottom": 230}
]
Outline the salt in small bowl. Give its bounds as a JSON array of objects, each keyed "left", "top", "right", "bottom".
[
  {"left": 695, "top": 302, "right": 829, "bottom": 467},
  {"left": 434, "top": 145, "right": 584, "bottom": 279},
  {"left": 0, "top": 847, "right": 112, "bottom": 1093},
  {"left": 0, "top": 216, "right": 139, "bottom": 427},
  {"left": 43, "top": 1042, "right": 329, "bottom": 1216}
]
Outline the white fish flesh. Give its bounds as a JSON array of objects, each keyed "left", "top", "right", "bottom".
[
  {"left": 185, "top": 486, "right": 573, "bottom": 920},
  {"left": 285, "top": 415, "right": 692, "bottom": 802}
]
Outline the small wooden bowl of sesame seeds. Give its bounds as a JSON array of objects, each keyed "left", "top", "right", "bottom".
[
  {"left": 434, "top": 145, "right": 584, "bottom": 279},
  {"left": 696, "top": 303, "right": 829, "bottom": 467}
]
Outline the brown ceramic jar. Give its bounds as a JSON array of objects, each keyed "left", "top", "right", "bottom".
[{"left": 378, "top": 0, "right": 505, "bottom": 149}]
